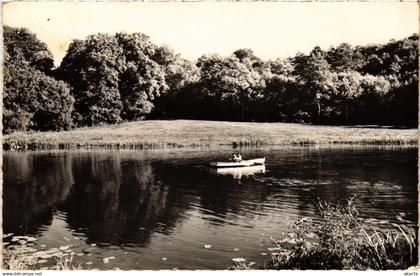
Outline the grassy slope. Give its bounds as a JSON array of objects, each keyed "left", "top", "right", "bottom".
[{"left": 3, "top": 120, "right": 418, "bottom": 150}]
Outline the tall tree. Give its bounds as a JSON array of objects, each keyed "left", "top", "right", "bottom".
[
  {"left": 326, "top": 43, "right": 364, "bottom": 72},
  {"left": 197, "top": 53, "right": 265, "bottom": 121},
  {"left": 116, "top": 33, "right": 169, "bottom": 120},
  {"left": 331, "top": 71, "right": 364, "bottom": 123},
  {"left": 151, "top": 49, "right": 200, "bottom": 118},
  {"left": 58, "top": 34, "right": 123, "bottom": 126},
  {"left": 3, "top": 26, "right": 54, "bottom": 73},
  {"left": 3, "top": 26, "right": 74, "bottom": 133},
  {"left": 293, "top": 47, "right": 336, "bottom": 123},
  {"left": 58, "top": 32, "right": 171, "bottom": 125}
]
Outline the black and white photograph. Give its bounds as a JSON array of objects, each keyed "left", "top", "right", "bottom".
[{"left": 1, "top": 1, "right": 418, "bottom": 272}]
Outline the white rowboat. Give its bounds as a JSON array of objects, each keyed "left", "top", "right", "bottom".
[{"left": 209, "top": 157, "right": 265, "bottom": 168}]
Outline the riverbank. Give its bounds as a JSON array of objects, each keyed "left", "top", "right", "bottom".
[{"left": 3, "top": 120, "right": 417, "bottom": 150}]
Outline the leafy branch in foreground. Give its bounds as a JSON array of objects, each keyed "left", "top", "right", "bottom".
[
  {"left": 267, "top": 197, "right": 417, "bottom": 270},
  {"left": 231, "top": 197, "right": 417, "bottom": 270}
]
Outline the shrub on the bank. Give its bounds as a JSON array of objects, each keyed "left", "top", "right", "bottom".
[{"left": 265, "top": 198, "right": 417, "bottom": 270}]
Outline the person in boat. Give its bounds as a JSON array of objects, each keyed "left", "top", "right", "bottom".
[{"left": 232, "top": 152, "right": 242, "bottom": 162}]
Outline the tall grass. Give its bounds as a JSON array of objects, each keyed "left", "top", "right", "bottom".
[
  {"left": 266, "top": 197, "right": 417, "bottom": 270},
  {"left": 3, "top": 248, "right": 38, "bottom": 270},
  {"left": 52, "top": 254, "right": 83, "bottom": 270},
  {"left": 3, "top": 245, "right": 84, "bottom": 270},
  {"left": 4, "top": 120, "right": 417, "bottom": 151}
]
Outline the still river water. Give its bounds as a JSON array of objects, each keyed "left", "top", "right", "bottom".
[{"left": 3, "top": 146, "right": 417, "bottom": 270}]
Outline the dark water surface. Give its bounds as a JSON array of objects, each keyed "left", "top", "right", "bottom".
[{"left": 3, "top": 146, "right": 418, "bottom": 269}]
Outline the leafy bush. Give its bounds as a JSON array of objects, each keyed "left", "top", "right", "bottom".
[
  {"left": 3, "top": 26, "right": 75, "bottom": 133},
  {"left": 266, "top": 197, "right": 417, "bottom": 270},
  {"left": 3, "top": 109, "right": 33, "bottom": 134}
]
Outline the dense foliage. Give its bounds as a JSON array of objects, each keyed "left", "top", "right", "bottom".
[
  {"left": 267, "top": 199, "right": 417, "bottom": 270},
  {"left": 3, "top": 26, "right": 418, "bottom": 133},
  {"left": 230, "top": 198, "right": 417, "bottom": 270},
  {"left": 3, "top": 26, "right": 74, "bottom": 133}
]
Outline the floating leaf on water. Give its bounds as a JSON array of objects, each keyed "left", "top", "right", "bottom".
[
  {"left": 234, "top": 248, "right": 239, "bottom": 251},
  {"left": 54, "top": 252, "right": 65, "bottom": 258},
  {"left": 70, "top": 229, "right": 76, "bottom": 232},
  {"left": 305, "top": 232, "right": 317, "bottom": 239},
  {"left": 59, "top": 246, "right": 70, "bottom": 251},
  {"left": 204, "top": 244, "right": 211, "bottom": 249},
  {"left": 304, "top": 241, "right": 313, "bottom": 249},
  {"left": 26, "top": 247, "right": 37, "bottom": 253},
  {"left": 38, "top": 260, "right": 48, "bottom": 264},
  {"left": 83, "top": 248, "right": 95, "bottom": 254},
  {"left": 91, "top": 243, "right": 97, "bottom": 247},
  {"left": 86, "top": 262, "right": 93, "bottom": 265},
  {"left": 232, "top": 258, "right": 246, "bottom": 263},
  {"left": 162, "top": 257, "right": 167, "bottom": 261},
  {"left": 39, "top": 254, "right": 53, "bottom": 259}
]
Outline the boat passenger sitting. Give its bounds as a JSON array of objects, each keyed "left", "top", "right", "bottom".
[{"left": 232, "top": 153, "right": 242, "bottom": 162}]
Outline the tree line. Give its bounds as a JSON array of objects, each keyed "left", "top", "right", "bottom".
[{"left": 3, "top": 26, "right": 418, "bottom": 133}]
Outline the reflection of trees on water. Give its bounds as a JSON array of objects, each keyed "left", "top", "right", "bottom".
[
  {"left": 63, "top": 155, "right": 205, "bottom": 246},
  {"left": 4, "top": 152, "right": 280, "bottom": 244},
  {"left": 3, "top": 153, "right": 74, "bottom": 234},
  {"left": 3, "top": 148, "right": 417, "bottom": 245}
]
